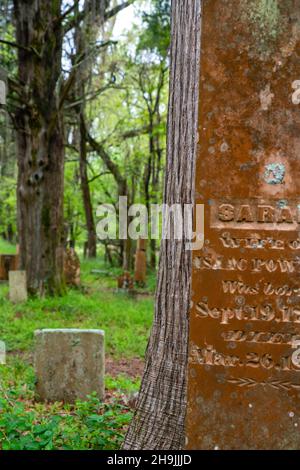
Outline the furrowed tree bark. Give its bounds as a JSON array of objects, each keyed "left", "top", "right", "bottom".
[
  {"left": 14, "top": 0, "right": 66, "bottom": 295},
  {"left": 123, "top": 0, "right": 202, "bottom": 450}
]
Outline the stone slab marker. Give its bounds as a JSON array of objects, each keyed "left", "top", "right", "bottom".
[
  {"left": 9, "top": 271, "right": 27, "bottom": 303},
  {"left": 35, "top": 329, "right": 105, "bottom": 403},
  {"left": 186, "top": 1, "right": 300, "bottom": 450}
]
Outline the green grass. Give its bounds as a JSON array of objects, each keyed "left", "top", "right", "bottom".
[
  {"left": 0, "top": 239, "right": 16, "bottom": 255},
  {"left": 0, "top": 258, "right": 154, "bottom": 358},
  {"left": 0, "top": 247, "right": 155, "bottom": 449},
  {"left": 0, "top": 287, "right": 153, "bottom": 358},
  {"left": 0, "top": 358, "right": 133, "bottom": 450}
]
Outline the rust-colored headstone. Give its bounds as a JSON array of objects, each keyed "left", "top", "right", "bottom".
[
  {"left": 117, "top": 271, "right": 134, "bottom": 290},
  {"left": 186, "top": 1, "right": 300, "bottom": 450}
]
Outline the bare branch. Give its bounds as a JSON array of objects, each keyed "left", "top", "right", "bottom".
[
  {"left": 83, "top": 118, "right": 126, "bottom": 192},
  {"left": 88, "top": 171, "right": 110, "bottom": 184},
  {"left": 64, "top": 0, "right": 135, "bottom": 33},
  {"left": 0, "top": 38, "right": 31, "bottom": 53},
  {"left": 104, "top": 0, "right": 135, "bottom": 21}
]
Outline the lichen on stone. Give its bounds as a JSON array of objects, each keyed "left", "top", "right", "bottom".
[
  {"left": 243, "top": 0, "right": 282, "bottom": 56},
  {"left": 264, "top": 162, "right": 285, "bottom": 185}
]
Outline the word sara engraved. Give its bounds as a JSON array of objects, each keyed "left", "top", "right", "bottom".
[
  {"left": 218, "top": 203, "right": 299, "bottom": 224},
  {"left": 210, "top": 200, "right": 300, "bottom": 230}
]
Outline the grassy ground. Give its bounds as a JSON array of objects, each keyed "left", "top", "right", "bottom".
[
  {"left": 0, "top": 239, "right": 16, "bottom": 254},
  {"left": 0, "top": 243, "right": 155, "bottom": 450}
]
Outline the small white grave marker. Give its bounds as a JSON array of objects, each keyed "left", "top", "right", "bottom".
[{"left": 9, "top": 271, "right": 28, "bottom": 303}]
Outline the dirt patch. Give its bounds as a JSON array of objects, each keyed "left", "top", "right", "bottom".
[{"left": 106, "top": 357, "right": 144, "bottom": 379}]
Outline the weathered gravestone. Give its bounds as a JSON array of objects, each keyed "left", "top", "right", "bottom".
[
  {"left": 9, "top": 271, "right": 27, "bottom": 303},
  {"left": 186, "top": 0, "right": 300, "bottom": 450},
  {"left": 34, "top": 329, "right": 105, "bottom": 403}
]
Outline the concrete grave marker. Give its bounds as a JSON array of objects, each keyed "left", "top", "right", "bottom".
[
  {"left": 9, "top": 271, "right": 27, "bottom": 303},
  {"left": 34, "top": 329, "right": 105, "bottom": 403},
  {"left": 186, "top": 0, "right": 300, "bottom": 450}
]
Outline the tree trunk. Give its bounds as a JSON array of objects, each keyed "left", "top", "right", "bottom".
[
  {"left": 79, "top": 114, "right": 97, "bottom": 258},
  {"left": 74, "top": 2, "right": 98, "bottom": 259},
  {"left": 123, "top": 0, "right": 202, "bottom": 450},
  {"left": 14, "top": 0, "right": 66, "bottom": 295}
]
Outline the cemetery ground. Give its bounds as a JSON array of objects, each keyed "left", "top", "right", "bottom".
[{"left": 0, "top": 239, "right": 154, "bottom": 450}]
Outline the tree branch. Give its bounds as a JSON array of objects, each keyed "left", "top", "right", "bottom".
[
  {"left": 104, "top": 0, "right": 135, "bottom": 21},
  {"left": 64, "top": 0, "right": 135, "bottom": 33},
  {"left": 83, "top": 118, "right": 126, "bottom": 192},
  {"left": 0, "top": 38, "right": 31, "bottom": 53},
  {"left": 88, "top": 171, "right": 110, "bottom": 184},
  {"left": 121, "top": 125, "right": 151, "bottom": 140}
]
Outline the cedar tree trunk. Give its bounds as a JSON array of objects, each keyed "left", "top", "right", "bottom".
[{"left": 123, "top": 0, "right": 202, "bottom": 449}]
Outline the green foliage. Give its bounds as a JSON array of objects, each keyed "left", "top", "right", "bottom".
[
  {"left": 0, "top": 255, "right": 152, "bottom": 450},
  {"left": 106, "top": 375, "right": 141, "bottom": 394},
  {"left": 0, "top": 176, "right": 16, "bottom": 240},
  {"left": 0, "top": 397, "right": 131, "bottom": 450},
  {"left": 0, "top": 358, "right": 132, "bottom": 450},
  {"left": 138, "top": 0, "right": 171, "bottom": 58},
  {"left": 0, "top": 237, "right": 16, "bottom": 254}
]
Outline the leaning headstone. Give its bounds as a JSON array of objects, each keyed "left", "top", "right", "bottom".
[
  {"left": 186, "top": 1, "right": 300, "bottom": 450},
  {"left": 34, "top": 329, "right": 105, "bottom": 403},
  {"left": 9, "top": 271, "right": 27, "bottom": 303}
]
